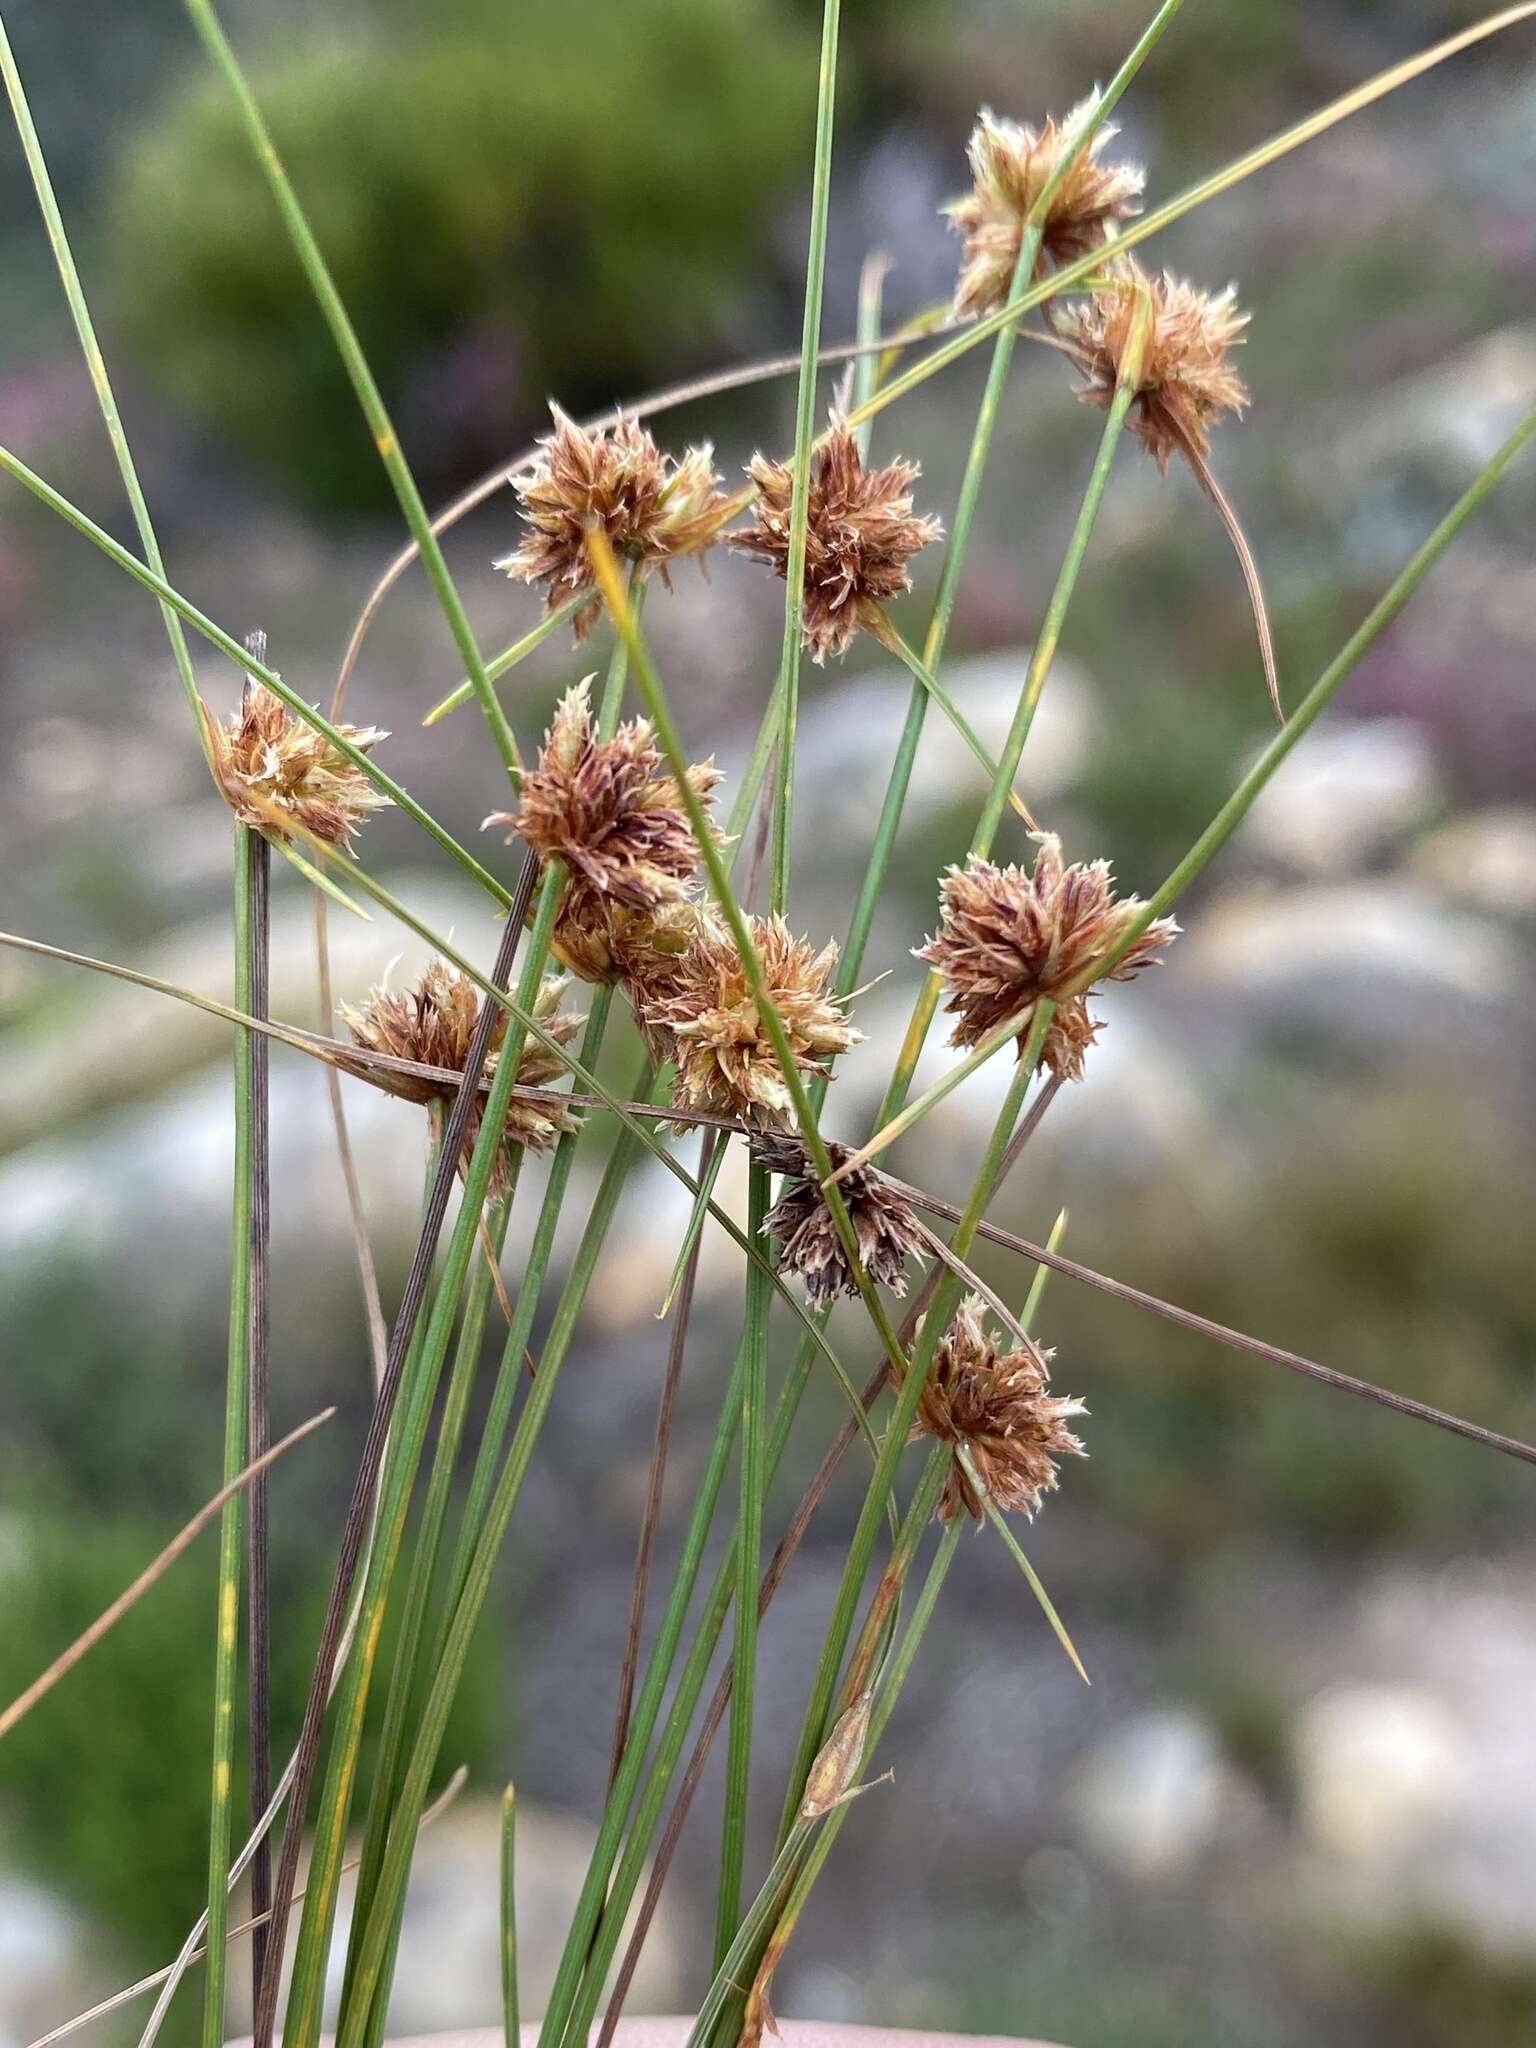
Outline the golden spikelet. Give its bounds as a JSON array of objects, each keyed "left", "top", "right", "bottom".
[
  {"left": 487, "top": 677, "right": 719, "bottom": 915},
  {"left": 650, "top": 913, "right": 861, "bottom": 1124},
  {"left": 201, "top": 679, "right": 388, "bottom": 850},
  {"left": 946, "top": 95, "right": 1144, "bottom": 317},
  {"left": 498, "top": 407, "right": 734, "bottom": 639},
  {"left": 728, "top": 420, "right": 942, "bottom": 663},
  {"left": 1061, "top": 259, "right": 1250, "bottom": 472},
  {"left": 340, "top": 962, "right": 581, "bottom": 1195},
  {"left": 915, "top": 836, "right": 1177, "bottom": 1081},
  {"left": 912, "top": 1294, "right": 1086, "bottom": 1524}
]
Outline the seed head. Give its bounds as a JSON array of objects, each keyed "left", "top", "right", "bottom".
[
  {"left": 487, "top": 677, "right": 719, "bottom": 920},
  {"left": 728, "top": 421, "right": 942, "bottom": 663},
  {"left": 340, "top": 961, "right": 581, "bottom": 1195},
  {"left": 912, "top": 1294, "right": 1086, "bottom": 1525},
  {"left": 915, "top": 837, "right": 1178, "bottom": 1082},
  {"left": 755, "top": 1131, "right": 925, "bottom": 1304},
  {"left": 549, "top": 890, "right": 701, "bottom": 996},
  {"left": 946, "top": 96, "right": 1144, "bottom": 318},
  {"left": 200, "top": 679, "right": 388, "bottom": 850},
  {"left": 498, "top": 407, "right": 734, "bottom": 639},
  {"left": 1060, "top": 260, "right": 1249, "bottom": 472},
  {"left": 650, "top": 913, "right": 862, "bottom": 1124}
]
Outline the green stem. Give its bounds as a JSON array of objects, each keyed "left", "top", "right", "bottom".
[
  {"left": 1093, "top": 402, "right": 1536, "bottom": 964},
  {"left": 711, "top": 1450, "right": 948, "bottom": 2048},
  {"left": 501, "top": 1786, "right": 520, "bottom": 2048},
  {"left": 199, "top": 826, "right": 257, "bottom": 2048},
  {"left": 876, "top": 309, "right": 1150, "bottom": 1129},
  {"left": 280, "top": 875, "right": 568, "bottom": 2048},
  {"left": 834, "top": 0, "right": 1183, "bottom": 996},
  {"left": 0, "top": 440, "right": 510, "bottom": 904},
  {"left": 715, "top": 1161, "right": 773, "bottom": 1964},
  {"left": 737, "top": 1512, "right": 964, "bottom": 2036},
  {"left": 552, "top": 1338, "right": 822, "bottom": 2048},
  {"left": 690, "top": 1820, "right": 815, "bottom": 2048},
  {"left": 591, "top": 547, "right": 911, "bottom": 1383},
  {"left": 838, "top": 4, "right": 1527, "bottom": 443},
  {"left": 424, "top": 593, "right": 587, "bottom": 725},
  {"left": 338, "top": 1184, "right": 518, "bottom": 2016},
  {"left": 770, "top": 0, "right": 841, "bottom": 913},
  {"left": 775, "top": 1026, "right": 1044, "bottom": 1843},
  {"left": 180, "top": 0, "right": 518, "bottom": 774},
  {"left": 0, "top": 15, "right": 203, "bottom": 736}
]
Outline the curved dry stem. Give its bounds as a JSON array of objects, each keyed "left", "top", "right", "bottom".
[
  {"left": 1178, "top": 426, "right": 1281, "bottom": 722},
  {"left": 0, "top": 1410, "right": 333, "bottom": 1743}
]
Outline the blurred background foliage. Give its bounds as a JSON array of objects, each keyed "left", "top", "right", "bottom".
[{"left": 2, "top": 1, "right": 1535, "bottom": 2045}]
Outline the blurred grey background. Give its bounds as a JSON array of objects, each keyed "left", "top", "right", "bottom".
[{"left": 3, "top": 2, "right": 1536, "bottom": 2044}]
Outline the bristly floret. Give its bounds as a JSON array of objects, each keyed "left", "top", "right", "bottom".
[
  {"left": 650, "top": 913, "right": 862, "bottom": 1124},
  {"left": 486, "top": 677, "right": 720, "bottom": 915},
  {"left": 911, "top": 1293, "right": 1086, "bottom": 1524},
  {"left": 754, "top": 1131, "right": 926, "bottom": 1305},
  {"left": 201, "top": 679, "right": 388, "bottom": 851},
  {"left": 728, "top": 420, "right": 942, "bottom": 663},
  {"left": 1060, "top": 259, "right": 1250, "bottom": 473},
  {"left": 945, "top": 95, "right": 1145, "bottom": 318},
  {"left": 915, "top": 836, "right": 1178, "bottom": 1082},
  {"left": 498, "top": 407, "right": 735, "bottom": 640},
  {"left": 340, "top": 961, "right": 581, "bottom": 1196}
]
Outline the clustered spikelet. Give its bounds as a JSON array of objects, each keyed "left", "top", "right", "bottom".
[
  {"left": 946, "top": 96, "right": 1145, "bottom": 318},
  {"left": 754, "top": 1131, "right": 926, "bottom": 1305},
  {"left": 648, "top": 913, "right": 861, "bottom": 1124},
  {"left": 1061, "top": 259, "right": 1250, "bottom": 472},
  {"left": 340, "top": 961, "right": 581, "bottom": 1195},
  {"left": 488, "top": 677, "right": 719, "bottom": 915},
  {"left": 916, "top": 835, "right": 1178, "bottom": 1082},
  {"left": 200, "top": 678, "right": 388, "bottom": 850},
  {"left": 728, "top": 420, "right": 943, "bottom": 663},
  {"left": 911, "top": 1294, "right": 1086, "bottom": 1525},
  {"left": 498, "top": 407, "right": 734, "bottom": 639}
]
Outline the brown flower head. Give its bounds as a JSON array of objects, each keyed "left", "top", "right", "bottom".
[
  {"left": 911, "top": 1294, "right": 1086, "bottom": 1524},
  {"left": 201, "top": 678, "right": 388, "bottom": 850},
  {"left": 754, "top": 1131, "right": 925, "bottom": 1305},
  {"left": 915, "top": 836, "right": 1178, "bottom": 1082},
  {"left": 340, "top": 961, "right": 581, "bottom": 1195},
  {"left": 487, "top": 677, "right": 720, "bottom": 923},
  {"left": 498, "top": 408, "right": 734, "bottom": 639},
  {"left": 549, "top": 890, "right": 701, "bottom": 996},
  {"left": 728, "top": 421, "right": 942, "bottom": 663},
  {"left": 650, "top": 913, "right": 862, "bottom": 1124},
  {"left": 1060, "top": 260, "right": 1249, "bottom": 472},
  {"left": 946, "top": 96, "right": 1144, "bottom": 318}
]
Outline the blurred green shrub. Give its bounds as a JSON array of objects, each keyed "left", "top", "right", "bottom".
[{"left": 108, "top": 0, "right": 819, "bottom": 509}]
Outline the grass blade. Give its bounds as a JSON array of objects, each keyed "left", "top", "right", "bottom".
[
  {"left": 0, "top": 1410, "right": 332, "bottom": 1743},
  {"left": 768, "top": 0, "right": 842, "bottom": 913},
  {"left": 0, "top": 15, "right": 202, "bottom": 735},
  {"left": 179, "top": 0, "right": 519, "bottom": 773},
  {"left": 715, "top": 1159, "right": 774, "bottom": 1964},
  {"left": 199, "top": 824, "right": 259, "bottom": 2048}
]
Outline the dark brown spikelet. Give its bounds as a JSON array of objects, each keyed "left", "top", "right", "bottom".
[
  {"left": 915, "top": 836, "right": 1178, "bottom": 1082},
  {"left": 1060, "top": 259, "right": 1249, "bottom": 473},
  {"left": 754, "top": 1131, "right": 925, "bottom": 1305},
  {"left": 649, "top": 913, "right": 862, "bottom": 1124},
  {"left": 728, "top": 420, "right": 942, "bottom": 663},
  {"left": 946, "top": 95, "right": 1145, "bottom": 317},
  {"left": 912, "top": 1293, "right": 1086, "bottom": 1524},
  {"left": 199, "top": 678, "right": 388, "bottom": 850},
  {"left": 340, "top": 962, "right": 581, "bottom": 1196},
  {"left": 486, "top": 677, "right": 720, "bottom": 920},
  {"left": 497, "top": 407, "right": 734, "bottom": 639}
]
